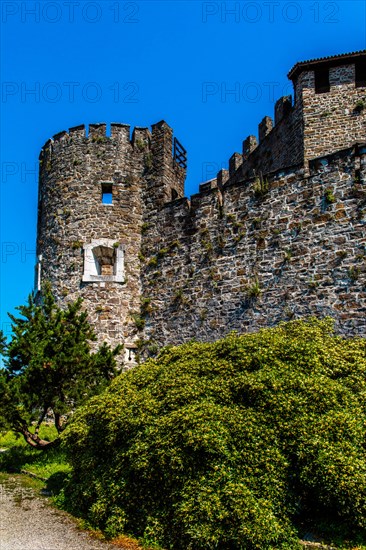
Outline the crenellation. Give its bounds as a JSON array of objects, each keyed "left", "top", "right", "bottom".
[
  {"left": 258, "top": 116, "right": 273, "bottom": 142},
  {"left": 132, "top": 127, "right": 151, "bottom": 149},
  {"left": 52, "top": 130, "right": 68, "bottom": 142},
  {"left": 140, "top": 141, "right": 365, "bottom": 350},
  {"left": 88, "top": 123, "right": 107, "bottom": 138},
  {"left": 39, "top": 139, "right": 53, "bottom": 160},
  {"left": 217, "top": 169, "right": 229, "bottom": 189},
  {"left": 36, "top": 51, "right": 366, "bottom": 367},
  {"left": 111, "top": 123, "right": 131, "bottom": 142},
  {"left": 69, "top": 124, "right": 86, "bottom": 138},
  {"left": 199, "top": 179, "right": 217, "bottom": 193},
  {"left": 229, "top": 152, "right": 243, "bottom": 175},
  {"left": 242, "top": 135, "right": 258, "bottom": 159},
  {"left": 275, "top": 96, "right": 292, "bottom": 124}
]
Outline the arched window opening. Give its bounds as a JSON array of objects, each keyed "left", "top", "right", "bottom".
[{"left": 124, "top": 346, "right": 137, "bottom": 365}]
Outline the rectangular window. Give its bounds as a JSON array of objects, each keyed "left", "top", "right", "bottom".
[
  {"left": 101, "top": 183, "right": 113, "bottom": 204},
  {"left": 82, "top": 240, "right": 125, "bottom": 283},
  {"left": 355, "top": 60, "right": 366, "bottom": 88},
  {"left": 315, "top": 68, "right": 330, "bottom": 94}
]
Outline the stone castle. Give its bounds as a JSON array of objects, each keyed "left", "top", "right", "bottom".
[{"left": 36, "top": 51, "right": 366, "bottom": 367}]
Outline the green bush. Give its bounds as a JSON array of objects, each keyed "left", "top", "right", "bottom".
[{"left": 62, "top": 318, "right": 366, "bottom": 549}]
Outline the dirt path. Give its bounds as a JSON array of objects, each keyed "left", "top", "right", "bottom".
[{"left": 0, "top": 475, "right": 120, "bottom": 550}]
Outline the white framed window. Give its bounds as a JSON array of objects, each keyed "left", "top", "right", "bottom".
[{"left": 82, "top": 239, "right": 124, "bottom": 283}]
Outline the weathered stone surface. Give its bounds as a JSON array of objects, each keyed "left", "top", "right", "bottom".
[
  {"left": 37, "top": 121, "right": 184, "bottom": 366},
  {"left": 141, "top": 145, "right": 366, "bottom": 352},
  {"left": 36, "top": 52, "right": 366, "bottom": 366}
]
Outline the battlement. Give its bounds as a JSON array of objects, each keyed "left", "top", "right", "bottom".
[
  {"left": 38, "top": 120, "right": 186, "bottom": 206},
  {"left": 172, "top": 142, "right": 366, "bottom": 222},
  {"left": 204, "top": 50, "right": 366, "bottom": 191},
  {"left": 35, "top": 51, "right": 366, "bottom": 366},
  {"left": 140, "top": 137, "right": 366, "bottom": 348},
  {"left": 40, "top": 122, "right": 155, "bottom": 152},
  {"left": 202, "top": 92, "right": 299, "bottom": 190}
]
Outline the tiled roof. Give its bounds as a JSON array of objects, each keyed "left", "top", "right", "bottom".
[{"left": 288, "top": 50, "right": 366, "bottom": 80}]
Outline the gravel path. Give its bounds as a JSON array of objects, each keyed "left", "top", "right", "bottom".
[{"left": 0, "top": 475, "right": 119, "bottom": 550}]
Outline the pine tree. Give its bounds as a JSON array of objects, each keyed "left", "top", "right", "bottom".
[{"left": 0, "top": 288, "right": 121, "bottom": 449}]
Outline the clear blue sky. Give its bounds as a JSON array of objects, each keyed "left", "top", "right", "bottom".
[{"left": 1, "top": 0, "right": 365, "bottom": 337}]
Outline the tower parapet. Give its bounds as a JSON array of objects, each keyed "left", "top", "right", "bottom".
[
  {"left": 290, "top": 51, "right": 366, "bottom": 163},
  {"left": 211, "top": 50, "right": 366, "bottom": 187},
  {"left": 149, "top": 121, "right": 186, "bottom": 205}
]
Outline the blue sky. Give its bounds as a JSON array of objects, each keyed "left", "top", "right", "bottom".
[{"left": 1, "top": 0, "right": 365, "bottom": 337}]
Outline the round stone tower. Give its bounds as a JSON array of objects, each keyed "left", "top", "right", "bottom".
[{"left": 36, "top": 121, "right": 186, "bottom": 367}]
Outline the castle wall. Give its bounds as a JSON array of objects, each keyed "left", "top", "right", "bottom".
[
  {"left": 231, "top": 96, "right": 304, "bottom": 181},
  {"left": 225, "top": 60, "right": 366, "bottom": 185},
  {"left": 37, "top": 123, "right": 147, "bottom": 353},
  {"left": 298, "top": 64, "right": 366, "bottom": 163},
  {"left": 140, "top": 145, "right": 366, "bottom": 352},
  {"left": 36, "top": 54, "right": 366, "bottom": 364},
  {"left": 37, "top": 121, "right": 186, "bottom": 365}
]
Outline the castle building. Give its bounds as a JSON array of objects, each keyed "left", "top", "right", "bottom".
[{"left": 36, "top": 51, "right": 366, "bottom": 367}]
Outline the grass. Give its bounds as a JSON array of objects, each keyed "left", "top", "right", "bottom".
[
  {"left": 0, "top": 426, "right": 71, "bottom": 481},
  {"left": 0, "top": 471, "right": 45, "bottom": 493},
  {"left": 298, "top": 518, "right": 366, "bottom": 550}
]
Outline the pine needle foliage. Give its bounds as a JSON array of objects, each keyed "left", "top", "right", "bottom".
[
  {"left": 0, "top": 287, "right": 121, "bottom": 449},
  {"left": 62, "top": 318, "right": 366, "bottom": 549}
]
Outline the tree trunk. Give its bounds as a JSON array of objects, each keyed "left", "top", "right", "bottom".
[
  {"left": 54, "top": 412, "right": 66, "bottom": 434},
  {"left": 20, "top": 426, "right": 60, "bottom": 450}
]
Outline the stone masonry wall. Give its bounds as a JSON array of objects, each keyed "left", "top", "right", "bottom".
[
  {"left": 230, "top": 95, "right": 304, "bottom": 182},
  {"left": 37, "top": 121, "right": 185, "bottom": 364},
  {"left": 37, "top": 123, "right": 146, "bottom": 352},
  {"left": 139, "top": 145, "right": 366, "bottom": 353},
  {"left": 298, "top": 64, "right": 366, "bottom": 163},
  {"left": 220, "top": 61, "right": 366, "bottom": 187},
  {"left": 36, "top": 54, "right": 366, "bottom": 364}
]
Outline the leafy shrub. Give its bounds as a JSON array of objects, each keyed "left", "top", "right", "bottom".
[
  {"left": 348, "top": 266, "right": 361, "bottom": 282},
  {"left": 62, "top": 318, "right": 366, "bottom": 549},
  {"left": 354, "top": 99, "right": 366, "bottom": 113},
  {"left": 131, "top": 314, "right": 146, "bottom": 331},
  {"left": 246, "top": 278, "right": 261, "bottom": 299}
]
